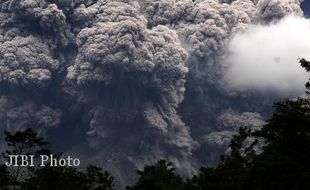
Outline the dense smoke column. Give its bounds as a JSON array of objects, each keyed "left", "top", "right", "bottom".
[
  {"left": 0, "top": 27, "right": 63, "bottom": 134},
  {"left": 65, "top": 0, "right": 197, "bottom": 186},
  {"left": 0, "top": 0, "right": 197, "bottom": 186},
  {"left": 0, "top": 0, "right": 89, "bottom": 146},
  {"left": 185, "top": 0, "right": 302, "bottom": 163},
  {"left": 136, "top": 0, "right": 304, "bottom": 164},
  {"left": 0, "top": 0, "right": 307, "bottom": 188}
]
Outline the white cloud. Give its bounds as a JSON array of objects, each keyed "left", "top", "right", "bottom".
[{"left": 222, "top": 16, "right": 310, "bottom": 96}]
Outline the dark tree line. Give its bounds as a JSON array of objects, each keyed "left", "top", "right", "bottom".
[
  {"left": 126, "top": 59, "right": 310, "bottom": 190},
  {"left": 0, "top": 129, "right": 114, "bottom": 190},
  {"left": 1, "top": 59, "right": 310, "bottom": 190}
]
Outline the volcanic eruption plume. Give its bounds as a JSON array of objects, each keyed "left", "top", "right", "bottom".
[{"left": 0, "top": 0, "right": 309, "bottom": 188}]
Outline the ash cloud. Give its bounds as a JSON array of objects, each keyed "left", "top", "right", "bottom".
[
  {"left": 0, "top": 0, "right": 308, "bottom": 188},
  {"left": 65, "top": 1, "right": 197, "bottom": 183},
  {"left": 0, "top": 35, "right": 59, "bottom": 88},
  {"left": 223, "top": 16, "right": 310, "bottom": 96},
  {"left": 255, "top": 0, "right": 303, "bottom": 22},
  {"left": 136, "top": 0, "right": 305, "bottom": 167}
]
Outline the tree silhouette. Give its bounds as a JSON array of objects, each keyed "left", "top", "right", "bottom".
[
  {"left": 85, "top": 165, "right": 114, "bottom": 190},
  {"left": 0, "top": 129, "right": 114, "bottom": 190},
  {"left": 1, "top": 58, "right": 310, "bottom": 190},
  {"left": 0, "top": 164, "right": 10, "bottom": 190},
  {"left": 190, "top": 127, "right": 255, "bottom": 190},
  {"left": 1, "top": 128, "right": 51, "bottom": 189},
  {"left": 22, "top": 165, "right": 114, "bottom": 190},
  {"left": 127, "top": 160, "right": 188, "bottom": 190},
  {"left": 188, "top": 59, "right": 310, "bottom": 190}
]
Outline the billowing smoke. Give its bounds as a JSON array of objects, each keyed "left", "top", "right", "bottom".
[
  {"left": 255, "top": 0, "right": 303, "bottom": 22},
  {"left": 136, "top": 0, "right": 306, "bottom": 167},
  {"left": 0, "top": 0, "right": 308, "bottom": 188},
  {"left": 65, "top": 1, "right": 196, "bottom": 180},
  {"left": 0, "top": 35, "right": 59, "bottom": 88},
  {"left": 223, "top": 16, "right": 310, "bottom": 96}
]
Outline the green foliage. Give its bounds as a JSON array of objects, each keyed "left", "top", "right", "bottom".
[
  {"left": 1, "top": 128, "right": 51, "bottom": 188},
  {"left": 86, "top": 165, "right": 114, "bottom": 190},
  {"left": 22, "top": 166, "right": 87, "bottom": 190},
  {"left": 127, "top": 56, "right": 310, "bottom": 190},
  {"left": 189, "top": 97, "right": 310, "bottom": 190},
  {"left": 0, "top": 165, "right": 10, "bottom": 190},
  {"left": 300, "top": 58, "right": 310, "bottom": 93},
  {"left": 247, "top": 98, "right": 310, "bottom": 190},
  {"left": 0, "top": 129, "right": 114, "bottom": 190},
  {"left": 190, "top": 128, "right": 254, "bottom": 190},
  {"left": 3, "top": 128, "right": 50, "bottom": 158},
  {"left": 1, "top": 58, "right": 310, "bottom": 190},
  {"left": 188, "top": 58, "right": 310, "bottom": 190},
  {"left": 22, "top": 165, "right": 114, "bottom": 190},
  {"left": 126, "top": 160, "right": 187, "bottom": 190}
]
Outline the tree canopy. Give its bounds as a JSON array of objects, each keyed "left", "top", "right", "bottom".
[
  {"left": 0, "top": 129, "right": 114, "bottom": 190},
  {"left": 1, "top": 59, "right": 310, "bottom": 190},
  {"left": 128, "top": 59, "right": 310, "bottom": 190}
]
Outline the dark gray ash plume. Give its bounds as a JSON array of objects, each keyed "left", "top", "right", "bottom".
[
  {"left": 0, "top": 35, "right": 59, "bottom": 87},
  {"left": 65, "top": 1, "right": 196, "bottom": 179},
  {"left": 0, "top": 0, "right": 308, "bottom": 188}
]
